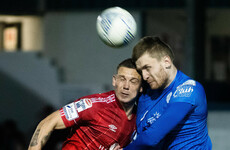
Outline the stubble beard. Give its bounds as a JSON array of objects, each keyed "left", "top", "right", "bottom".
[{"left": 150, "top": 67, "right": 168, "bottom": 90}]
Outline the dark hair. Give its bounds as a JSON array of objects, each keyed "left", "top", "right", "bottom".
[
  {"left": 116, "top": 58, "right": 136, "bottom": 72},
  {"left": 132, "top": 36, "right": 175, "bottom": 62}
]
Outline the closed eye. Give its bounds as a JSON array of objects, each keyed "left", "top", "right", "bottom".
[
  {"left": 130, "top": 79, "right": 140, "bottom": 84},
  {"left": 142, "top": 65, "right": 151, "bottom": 72}
]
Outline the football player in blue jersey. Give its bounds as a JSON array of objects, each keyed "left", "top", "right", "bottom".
[{"left": 115, "top": 36, "right": 212, "bottom": 150}]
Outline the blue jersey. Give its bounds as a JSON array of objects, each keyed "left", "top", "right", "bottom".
[{"left": 124, "top": 70, "right": 212, "bottom": 150}]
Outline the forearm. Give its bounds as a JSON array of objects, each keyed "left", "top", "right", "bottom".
[
  {"left": 124, "top": 102, "right": 193, "bottom": 149},
  {"left": 28, "top": 110, "right": 66, "bottom": 150},
  {"left": 28, "top": 121, "right": 53, "bottom": 149}
]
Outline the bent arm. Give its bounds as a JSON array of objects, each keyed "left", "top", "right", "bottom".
[
  {"left": 124, "top": 102, "right": 193, "bottom": 150},
  {"left": 28, "top": 110, "right": 66, "bottom": 150}
]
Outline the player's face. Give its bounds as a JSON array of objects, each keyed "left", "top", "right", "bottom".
[
  {"left": 113, "top": 67, "right": 142, "bottom": 104},
  {"left": 136, "top": 53, "right": 168, "bottom": 90}
]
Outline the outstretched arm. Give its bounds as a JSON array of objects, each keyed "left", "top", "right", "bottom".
[
  {"left": 28, "top": 110, "right": 66, "bottom": 150},
  {"left": 123, "top": 102, "right": 193, "bottom": 150}
]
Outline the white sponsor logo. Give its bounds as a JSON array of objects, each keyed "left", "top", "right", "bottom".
[
  {"left": 91, "top": 94, "right": 116, "bottom": 104},
  {"left": 166, "top": 92, "right": 172, "bottom": 103},
  {"left": 76, "top": 98, "right": 92, "bottom": 112},
  {"left": 109, "top": 124, "right": 117, "bottom": 132},
  {"left": 63, "top": 102, "right": 79, "bottom": 120}
]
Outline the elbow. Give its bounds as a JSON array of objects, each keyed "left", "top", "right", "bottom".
[
  {"left": 138, "top": 133, "right": 161, "bottom": 148},
  {"left": 142, "top": 140, "right": 159, "bottom": 148}
]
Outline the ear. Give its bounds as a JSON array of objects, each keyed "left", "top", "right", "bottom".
[
  {"left": 112, "top": 75, "right": 116, "bottom": 87},
  {"left": 163, "top": 56, "right": 172, "bottom": 69}
]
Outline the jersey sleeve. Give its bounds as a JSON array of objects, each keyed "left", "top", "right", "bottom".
[
  {"left": 170, "top": 79, "right": 204, "bottom": 106},
  {"left": 59, "top": 98, "right": 93, "bottom": 127},
  {"left": 123, "top": 102, "right": 193, "bottom": 149}
]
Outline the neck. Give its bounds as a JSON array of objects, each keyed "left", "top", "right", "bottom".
[
  {"left": 120, "top": 101, "right": 135, "bottom": 120},
  {"left": 165, "top": 65, "right": 177, "bottom": 89}
]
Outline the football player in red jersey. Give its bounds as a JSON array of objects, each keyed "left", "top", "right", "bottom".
[{"left": 28, "top": 58, "right": 143, "bottom": 150}]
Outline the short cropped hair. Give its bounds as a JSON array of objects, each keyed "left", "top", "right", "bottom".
[
  {"left": 132, "top": 36, "right": 175, "bottom": 62},
  {"left": 116, "top": 58, "right": 137, "bottom": 72}
]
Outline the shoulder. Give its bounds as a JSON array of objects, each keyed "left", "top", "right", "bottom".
[
  {"left": 68, "top": 91, "right": 117, "bottom": 115},
  {"left": 75, "top": 90, "right": 117, "bottom": 105},
  {"left": 174, "top": 79, "right": 204, "bottom": 95},
  {"left": 174, "top": 71, "right": 204, "bottom": 95},
  {"left": 170, "top": 79, "right": 204, "bottom": 105}
]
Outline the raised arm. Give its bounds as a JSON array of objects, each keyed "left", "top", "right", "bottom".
[
  {"left": 28, "top": 110, "right": 66, "bottom": 150},
  {"left": 123, "top": 102, "right": 193, "bottom": 150}
]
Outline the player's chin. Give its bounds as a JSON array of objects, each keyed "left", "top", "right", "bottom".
[
  {"left": 149, "top": 82, "right": 160, "bottom": 90},
  {"left": 120, "top": 96, "right": 136, "bottom": 104},
  {"left": 119, "top": 97, "right": 129, "bottom": 103}
]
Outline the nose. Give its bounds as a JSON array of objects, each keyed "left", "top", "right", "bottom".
[
  {"left": 123, "top": 81, "right": 130, "bottom": 90},
  {"left": 142, "top": 70, "right": 149, "bottom": 81}
]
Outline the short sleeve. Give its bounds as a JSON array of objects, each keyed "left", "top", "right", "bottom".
[{"left": 59, "top": 98, "right": 93, "bottom": 127}]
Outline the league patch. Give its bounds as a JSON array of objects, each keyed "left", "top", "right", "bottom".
[
  {"left": 173, "top": 80, "right": 195, "bottom": 98},
  {"left": 76, "top": 98, "right": 92, "bottom": 112},
  {"left": 63, "top": 102, "right": 79, "bottom": 121}
]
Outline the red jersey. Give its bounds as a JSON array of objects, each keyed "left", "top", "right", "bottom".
[{"left": 59, "top": 91, "right": 136, "bottom": 150}]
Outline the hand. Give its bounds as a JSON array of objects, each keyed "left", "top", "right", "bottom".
[
  {"left": 113, "top": 144, "right": 122, "bottom": 150},
  {"left": 114, "top": 147, "right": 122, "bottom": 150},
  {"left": 109, "top": 143, "right": 122, "bottom": 150}
]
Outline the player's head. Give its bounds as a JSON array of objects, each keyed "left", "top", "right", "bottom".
[
  {"left": 113, "top": 58, "right": 142, "bottom": 106},
  {"left": 132, "top": 36, "right": 176, "bottom": 90},
  {"left": 132, "top": 36, "right": 174, "bottom": 63}
]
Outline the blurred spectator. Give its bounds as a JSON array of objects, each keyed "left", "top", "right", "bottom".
[{"left": 1, "top": 119, "right": 26, "bottom": 150}]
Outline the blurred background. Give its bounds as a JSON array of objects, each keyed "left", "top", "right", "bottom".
[{"left": 0, "top": 0, "right": 229, "bottom": 149}]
